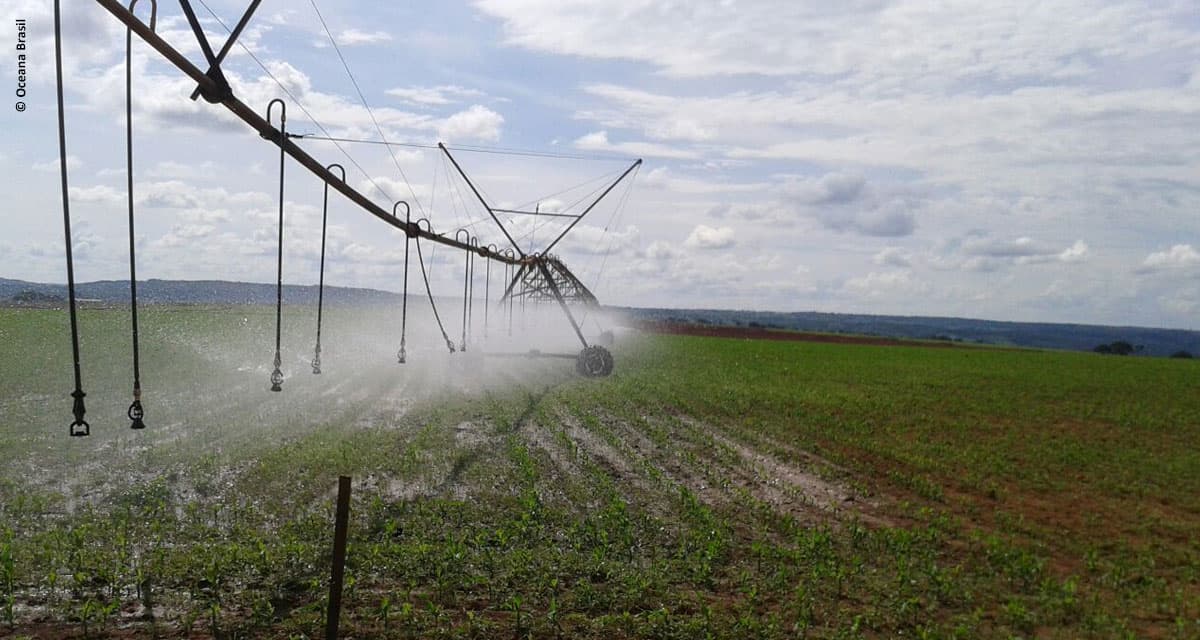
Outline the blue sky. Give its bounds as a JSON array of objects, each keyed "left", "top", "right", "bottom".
[{"left": 2, "top": 1, "right": 1198, "bottom": 329}]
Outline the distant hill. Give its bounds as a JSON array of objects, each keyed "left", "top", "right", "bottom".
[
  {"left": 612, "top": 306, "right": 1200, "bottom": 358},
  {"left": 4, "top": 278, "right": 1198, "bottom": 357},
  {"left": 0, "top": 277, "right": 400, "bottom": 307}
]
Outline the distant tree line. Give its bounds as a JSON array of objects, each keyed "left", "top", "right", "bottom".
[
  {"left": 1091, "top": 341, "right": 1195, "bottom": 358},
  {"left": 1093, "top": 341, "right": 1141, "bottom": 356}
]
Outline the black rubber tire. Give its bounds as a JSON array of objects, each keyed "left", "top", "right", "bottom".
[{"left": 576, "top": 345, "right": 613, "bottom": 377}]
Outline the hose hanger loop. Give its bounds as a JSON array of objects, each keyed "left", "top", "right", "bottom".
[
  {"left": 265, "top": 98, "right": 286, "bottom": 142},
  {"left": 456, "top": 229, "right": 473, "bottom": 352},
  {"left": 392, "top": 200, "right": 410, "bottom": 219},
  {"left": 55, "top": 0, "right": 88, "bottom": 436},
  {"left": 267, "top": 98, "right": 287, "bottom": 392},
  {"left": 128, "top": 0, "right": 157, "bottom": 31},
  {"left": 327, "top": 163, "right": 346, "bottom": 183},
  {"left": 502, "top": 248, "right": 516, "bottom": 336},
  {"left": 397, "top": 200, "right": 412, "bottom": 364},
  {"left": 312, "top": 162, "right": 344, "bottom": 375},
  {"left": 469, "top": 236, "right": 479, "bottom": 340},
  {"left": 484, "top": 243, "right": 497, "bottom": 337},
  {"left": 126, "top": 0, "right": 155, "bottom": 430}
]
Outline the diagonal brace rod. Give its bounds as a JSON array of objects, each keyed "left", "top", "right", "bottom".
[
  {"left": 189, "top": 0, "right": 262, "bottom": 101},
  {"left": 438, "top": 143, "right": 525, "bottom": 258},
  {"left": 177, "top": 0, "right": 231, "bottom": 101},
  {"left": 542, "top": 158, "right": 641, "bottom": 255},
  {"left": 536, "top": 261, "right": 589, "bottom": 349}
]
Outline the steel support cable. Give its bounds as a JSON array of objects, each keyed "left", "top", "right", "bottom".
[
  {"left": 581, "top": 163, "right": 640, "bottom": 328},
  {"left": 307, "top": 0, "right": 427, "bottom": 217},
  {"left": 300, "top": 137, "right": 622, "bottom": 246},
  {"left": 509, "top": 178, "right": 615, "bottom": 250},
  {"left": 289, "top": 134, "right": 637, "bottom": 163},
  {"left": 429, "top": 167, "right": 627, "bottom": 253},
  {"left": 390, "top": 201, "right": 411, "bottom": 364},
  {"left": 455, "top": 143, "right": 634, "bottom": 163},
  {"left": 292, "top": 137, "right": 625, "bottom": 219},
  {"left": 443, "top": 154, "right": 473, "bottom": 233},
  {"left": 125, "top": 0, "right": 155, "bottom": 430},
  {"left": 441, "top": 153, "right": 510, "bottom": 246},
  {"left": 313, "top": 163, "right": 344, "bottom": 374},
  {"left": 193, "top": 0, "right": 397, "bottom": 207},
  {"left": 586, "top": 162, "right": 641, "bottom": 286},
  {"left": 55, "top": 0, "right": 88, "bottom": 437},
  {"left": 267, "top": 99, "right": 286, "bottom": 392},
  {"left": 428, "top": 156, "right": 440, "bottom": 225},
  {"left": 512, "top": 167, "right": 624, "bottom": 213},
  {"left": 446, "top": 181, "right": 609, "bottom": 248},
  {"left": 426, "top": 159, "right": 439, "bottom": 282},
  {"left": 442, "top": 155, "right": 464, "bottom": 229},
  {"left": 413, "top": 230, "right": 456, "bottom": 353},
  {"left": 535, "top": 172, "right": 630, "bottom": 248},
  {"left": 102, "top": 1, "right": 517, "bottom": 268}
]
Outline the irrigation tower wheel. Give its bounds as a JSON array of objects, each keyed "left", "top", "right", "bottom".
[{"left": 576, "top": 345, "right": 614, "bottom": 377}]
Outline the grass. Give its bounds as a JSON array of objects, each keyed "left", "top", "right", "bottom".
[{"left": 0, "top": 306, "right": 1197, "bottom": 638}]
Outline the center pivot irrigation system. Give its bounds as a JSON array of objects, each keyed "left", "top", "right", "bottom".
[{"left": 51, "top": 0, "right": 642, "bottom": 436}]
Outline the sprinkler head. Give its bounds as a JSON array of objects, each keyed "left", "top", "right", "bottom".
[
  {"left": 128, "top": 399, "right": 146, "bottom": 430},
  {"left": 270, "top": 367, "right": 284, "bottom": 392},
  {"left": 312, "top": 356, "right": 322, "bottom": 375},
  {"left": 69, "top": 389, "right": 89, "bottom": 437},
  {"left": 397, "top": 347, "right": 406, "bottom": 364}
]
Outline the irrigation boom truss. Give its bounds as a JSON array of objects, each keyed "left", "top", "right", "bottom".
[
  {"left": 95, "top": 0, "right": 620, "bottom": 264},
  {"left": 54, "top": 0, "right": 641, "bottom": 436}
]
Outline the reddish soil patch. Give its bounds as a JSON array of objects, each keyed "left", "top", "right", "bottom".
[{"left": 627, "top": 320, "right": 968, "bottom": 348}]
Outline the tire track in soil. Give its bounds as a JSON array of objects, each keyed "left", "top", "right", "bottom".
[
  {"left": 551, "top": 409, "right": 682, "bottom": 516},
  {"left": 570, "top": 408, "right": 734, "bottom": 512},
  {"left": 666, "top": 413, "right": 892, "bottom": 525},
  {"left": 588, "top": 408, "right": 888, "bottom": 527}
]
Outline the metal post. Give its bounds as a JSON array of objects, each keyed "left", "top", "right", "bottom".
[{"left": 325, "top": 475, "right": 351, "bottom": 640}]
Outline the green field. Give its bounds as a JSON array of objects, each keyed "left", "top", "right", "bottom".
[{"left": 1, "top": 306, "right": 1198, "bottom": 639}]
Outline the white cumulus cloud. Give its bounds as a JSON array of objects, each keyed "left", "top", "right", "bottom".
[
  {"left": 437, "top": 105, "right": 504, "bottom": 142},
  {"left": 1139, "top": 244, "right": 1200, "bottom": 272},
  {"left": 684, "top": 225, "right": 735, "bottom": 250}
]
